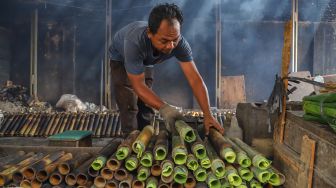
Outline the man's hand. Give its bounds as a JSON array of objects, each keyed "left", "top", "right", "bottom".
[
  {"left": 203, "top": 115, "right": 224, "bottom": 136},
  {"left": 159, "top": 103, "right": 184, "bottom": 132}
]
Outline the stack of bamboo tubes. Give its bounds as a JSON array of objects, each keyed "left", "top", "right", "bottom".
[{"left": 0, "top": 121, "right": 285, "bottom": 187}]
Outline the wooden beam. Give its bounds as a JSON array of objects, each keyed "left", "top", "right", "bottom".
[{"left": 297, "top": 135, "right": 316, "bottom": 188}]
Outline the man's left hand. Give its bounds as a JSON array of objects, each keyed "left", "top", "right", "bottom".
[{"left": 203, "top": 115, "right": 224, "bottom": 136}]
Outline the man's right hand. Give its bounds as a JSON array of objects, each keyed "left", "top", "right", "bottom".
[{"left": 159, "top": 103, "right": 184, "bottom": 132}]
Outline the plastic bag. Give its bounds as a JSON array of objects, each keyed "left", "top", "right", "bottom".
[{"left": 56, "top": 94, "right": 87, "bottom": 112}]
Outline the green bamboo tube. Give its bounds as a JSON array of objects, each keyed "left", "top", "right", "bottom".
[
  {"left": 193, "top": 167, "right": 207, "bottom": 182},
  {"left": 137, "top": 166, "right": 150, "bottom": 181},
  {"left": 132, "top": 125, "right": 154, "bottom": 158},
  {"left": 146, "top": 176, "right": 158, "bottom": 188},
  {"left": 209, "top": 129, "right": 236, "bottom": 163},
  {"left": 303, "top": 101, "right": 336, "bottom": 118},
  {"left": 303, "top": 93, "right": 336, "bottom": 103},
  {"left": 175, "top": 120, "right": 196, "bottom": 143},
  {"left": 191, "top": 131, "right": 207, "bottom": 160},
  {"left": 268, "top": 167, "right": 285, "bottom": 186},
  {"left": 91, "top": 139, "right": 122, "bottom": 171},
  {"left": 141, "top": 136, "right": 155, "bottom": 167},
  {"left": 186, "top": 154, "right": 199, "bottom": 171},
  {"left": 117, "top": 130, "right": 140, "bottom": 160},
  {"left": 249, "top": 179, "right": 262, "bottom": 188},
  {"left": 205, "top": 141, "right": 225, "bottom": 178},
  {"left": 172, "top": 131, "right": 187, "bottom": 165},
  {"left": 237, "top": 166, "right": 253, "bottom": 181},
  {"left": 125, "top": 154, "right": 139, "bottom": 171},
  {"left": 220, "top": 178, "right": 233, "bottom": 188},
  {"left": 154, "top": 130, "right": 169, "bottom": 161},
  {"left": 226, "top": 138, "right": 251, "bottom": 167},
  {"left": 199, "top": 156, "right": 211, "bottom": 169},
  {"left": 161, "top": 158, "right": 174, "bottom": 178},
  {"left": 225, "top": 165, "right": 242, "bottom": 186},
  {"left": 251, "top": 166, "right": 270, "bottom": 183},
  {"left": 232, "top": 138, "right": 271, "bottom": 170},
  {"left": 206, "top": 172, "right": 221, "bottom": 188},
  {"left": 173, "top": 165, "right": 188, "bottom": 184},
  {"left": 235, "top": 180, "right": 247, "bottom": 188}
]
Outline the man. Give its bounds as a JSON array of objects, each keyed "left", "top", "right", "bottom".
[{"left": 109, "top": 3, "right": 224, "bottom": 136}]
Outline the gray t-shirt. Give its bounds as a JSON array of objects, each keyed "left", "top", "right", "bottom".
[{"left": 109, "top": 21, "right": 193, "bottom": 74}]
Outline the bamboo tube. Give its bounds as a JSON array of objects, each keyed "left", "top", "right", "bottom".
[
  {"left": 9, "top": 114, "right": 26, "bottom": 136},
  {"left": 41, "top": 182, "right": 52, "bottom": 188},
  {"left": 31, "top": 178, "right": 42, "bottom": 188},
  {"left": 184, "top": 173, "right": 196, "bottom": 188},
  {"left": 20, "top": 179, "right": 31, "bottom": 188},
  {"left": 116, "top": 130, "right": 140, "bottom": 160},
  {"left": 58, "top": 152, "right": 92, "bottom": 175},
  {"left": 102, "top": 113, "right": 110, "bottom": 136},
  {"left": 106, "top": 179, "right": 119, "bottom": 188},
  {"left": 44, "top": 114, "right": 57, "bottom": 136},
  {"left": 236, "top": 180, "right": 247, "bottom": 188},
  {"left": 105, "top": 113, "right": 113, "bottom": 137},
  {"left": 65, "top": 173, "right": 77, "bottom": 186},
  {"left": 101, "top": 167, "right": 113, "bottom": 180},
  {"left": 119, "top": 174, "right": 133, "bottom": 188},
  {"left": 151, "top": 161, "right": 162, "bottom": 177},
  {"left": 146, "top": 176, "right": 158, "bottom": 188},
  {"left": 137, "top": 166, "right": 150, "bottom": 181},
  {"left": 132, "top": 179, "right": 145, "bottom": 188},
  {"left": 25, "top": 113, "right": 40, "bottom": 136},
  {"left": 191, "top": 131, "right": 207, "bottom": 160},
  {"left": 249, "top": 178, "right": 262, "bottom": 188},
  {"left": 49, "top": 172, "right": 63, "bottom": 185},
  {"left": 95, "top": 114, "right": 104, "bottom": 137},
  {"left": 88, "top": 166, "right": 99, "bottom": 177},
  {"left": 0, "top": 114, "right": 16, "bottom": 136},
  {"left": 75, "top": 157, "right": 95, "bottom": 186},
  {"left": 161, "top": 173, "right": 173, "bottom": 184},
  {"left": 94, "top": 176, "right": 106, "bottom": 188},
  {"left": 232, "top": 138, "right": 271, "bottom": 170},
  {"left": 37, "top": 153, "right": 73, "bottom": 182},
  {"left": 173, "top": 165, "right": 188, "bottom": 184},
  {"left": 170, "top": 181, "right": 183, "bottom": 188},
  {"left": 116, "top": 117, "right": 122, "bottom": 136},
  {"left": 205, "top": 140, "right": 225, "bottom": 178},
  {"left": 140, "top": 136, "right": 155, "bottom": 167},
  {"left": 267, "top": 167, "right": 285, "bottom": 186},
  {"left": 186, "top": 154, "right": 198, "bottom": 171},
  {"left": 161, "top": 157, "right": 174, "bottom": 178},
  {"left": 0, "top": 151, "right": 31, "bottom": 170},
  {"left": 153, "top": 129, "right": 168, "bottom": 161},
  {"left": 206, "top": 172, "right": 221, "bottom": 188},
  {"left": 209, "top": 129, "right": 236, "bottom": 163},
  {"left": 193, "top": 166, "right": 207, "bottom": 182},
  {"left": 172, "top": 130, "right": 187, "bottom": 165},
  {"left": 175, "top": 120, "right": 196, "bottom": 143},
  {"left": 106, "top": 153, "right": 123, "bottom": 171},
  {"left": 199, "top": 155, "right": 211, "bottom": 169},
  {"left": 49, "top": 113, "right": 63, "bottom": 135},
  {"left": 220, "top": 178, "right": 233, "bottom": 188},
  {"left": 226, "top": 138, "right": 251, "bottom": 167},
  {"left": 237, "top": 166, "right": 253, "bottom": 182},
  {"left": 111, "top": 113, "right": 118, "bottom": 137},
  {"left": 158, "top": 181, "right": 169, "bottom": 188},
  {"left": 125, "top": 154, "right": 139, "bottom": 171},
  {"left": 91, "top": 138, "right": 122, "bottom": 170},
  {"left": 58, "top": 113, "right": 70, "bottom": 134},
  {"left": 36, "top": 114, "right": 50, "bottom": 136},
  {"left": 225, "top": 165, "right": 242, "bottom": 186},
  {"left": 114, "top": 168, "right": 129, "bottom": 181},
  {"left": 132, "top": 125, "right": 154, "bottom": 158}
]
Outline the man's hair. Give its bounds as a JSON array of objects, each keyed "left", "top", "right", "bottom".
[{"left": 148, "top": 3, "right": 183, "bottom": 34}]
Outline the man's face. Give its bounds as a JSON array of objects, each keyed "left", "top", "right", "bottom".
[{"left": 148, "top": 19, "right": 181, "bottom": 54}]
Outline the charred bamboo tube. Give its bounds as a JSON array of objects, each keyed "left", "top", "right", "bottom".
[
  {"left": 29, "top": 113, "right": 43, "bottom": 136},
  {"left": 94, "top": 176, "right": 106, "bottom": 188},
  {"left": 106, "top": 179, "right": 119, "bottom": 188},
  {"left": 116, "top": 116, "right": 122, "bottom": 136},
  {"left": 0, "top": 114, "right": 11, "bottom": 133},
  {"left": 105, "top": 113, "right": 113, "bottom": 137},
  {"left": 65, "top": 173, "right": 77, "bottom": 186},
  {"left": 191, "top": 131, "right": 207, "bottom": 160},
  {"left": 232, "top": 138, "right": 271, "bottom": 170},
  {"left": 204, "top": 141, "right": 225, "bottom": 178},
  {"left": 237, "top": 166, "right": 253, "bottom": 181},
  {"left": 19, "top": 114, "right": 34, "bottom": 136},
  {"left": 226, "top": 165, "right": 242, "bottom": 186},
  {"left": 24, "top": 113, "right": 40, "bottom": 136},
  {"left": 250, "top": 178, "right": 262, "bottom": 188},
  {"left": 72, "top": 113, "right": 82, "bottom": 130},
  {"left": 225, "top": 138, "right": 251, "bottom": 167},
  {"left": 267, "top": 167, "right": 285, "bottom": 186},
  {"left": 94, "top": 114, "right": 104, "bottom": 137},
  {"left": 102, "top": 113, "right": 111, "bottom": 136},
  {"left": 106, "top": 153, "right": 123, "bottom": 171},
  {"left": 20, "top": 179, "right": 31, "bottom": 188},
  {"left": 172, "top": 130, "right": 187, "bottom": 165},
  {"left": 137, "top": 166, "right": 150, "bottom": 181},
  {"left": 193, "top": 166, "right": 207, "bottom": 182},
  {"left": 44, "top": 114, "right": 56, "bottom": 137},
  {"left": 146, "top": 176, "right": 158, "bottom": 188},
  {"left": 23, "top": 151, "right": 65, "bottom": 180},
  {"left": 58, "top": 152, "right": 92, "bottom": 175},
  {"left": 36, "top": 153, "right": 72, "bottom": 182},
  {"left": 153, "top": 129, "right": 168, "bottom": 161},
  {"left": 116, "top": 130, "right": 140, "bottom": 160},
  {"left": 184, "top": 173, "right": 196, "bottom": 188},
  {"left": 75, "top": 157, "right": 95, "bottom": 186},
  {"left": 99, "top": 114, "right": 108, "bottom": 137},
  {"left": 173, "top": 165, "right": 188, "bottom": 184},
  {"left": 92, "top": 114, "right": 101, "bottom": 136},
  {"left": 206, "top": 172, "right": 221, "bottom": 188},
  {"left": 175, "top": 120, "right": 196, "bottom": 143},
  {"left": 111, "top": 113, "right": 118, "bottom": 137},
  {"left": 91, "top": 139, "right": 122, "bottom": 170},
  {"left": 158, "top": 181, "right": 169, "bottom": 188},
  {"left": 151, "top": 161, "right": 162, "bottom": 177},
  {"left": 209, "top": 129, "right": 236, "bottom": 163},
  {"left": 37, "top": 114, "right": 50, "bottom": 136},
  {"left": 140, "top": 136, "right": 155, "bottom": 167},
  {"left": 0, "top": 151, "right": 31, "bottom": 170},
  {"left": 132, "top": 125, "right": 154, "bottom": 158},
  {"left": 79, "top": 113, "right": 87, "bottom": 132},
  {"left": 34, "top": 114, "right": 46, "bottom": 136},
  {"left": 82, "top": 113, "right": 90, "bottom": 131},
  {"left": 49, "top": 114, "right": 63, "bottom": 135},
  {"left": 125, "top": 154, "right": 139, "bottom": 171},
  {"left": 58, "top": 113, "right": 70, "bottom": 133},
  {"left": 170, "top": 182, "right": 183, "bottom": 188},
  {"left": 0, "top": 114, "right": 16, "bottom": 136},
  {"left": 49, "top": 172, "right": 63, "bottom": 185},
  {"left": 9, "top": 114, "right": 26, "bottom": 136},
  {"left": 119, "top": 174, "right": 133, "bottom": 188},
  {"left": 186, "top": 154, "right": 198, "bottom": 171},
  {"left": 6, "top": 114, "right": 22, "bottom": 135},
  {"left": 114, "top": 167, "right": 129, "bottom": 181},
  {"left": 132, "top": 179, "right": 145, "bottom": 188},
  {"left": 88, "top": 166, "right": 99, "bottom": 177},
  {"left": 101, "top": 167, "right": 113, "bottom": 180},
  {"left": 67, "top": 113, "right": 77, "bottom": 132}
]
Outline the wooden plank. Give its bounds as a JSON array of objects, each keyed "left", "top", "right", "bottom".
[
  {"left": 220, "top": 75, "right": 246, "bottom": 109},
  {"left": 297, "top": 135, "right": 316, "bottom": 188}
]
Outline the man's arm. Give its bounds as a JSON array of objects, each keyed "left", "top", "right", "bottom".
[
  {"left": 179, "top": 61, "right": 224, "bottom": 135},
  {"left": 127, "top": 72, "right": 164, "bottom": 110}
]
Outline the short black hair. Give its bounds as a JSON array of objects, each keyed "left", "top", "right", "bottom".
[{"left": 148, "top": 3, "right": 183, "bottom": 34}]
